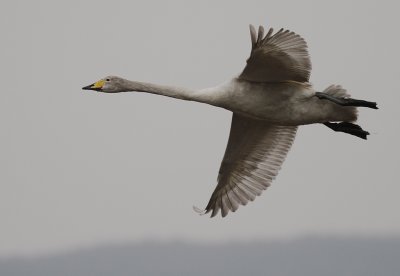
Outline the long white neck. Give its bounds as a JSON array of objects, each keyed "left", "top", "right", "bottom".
[{"left": 118, "top": 78, "right": 226, "bottom": 107}]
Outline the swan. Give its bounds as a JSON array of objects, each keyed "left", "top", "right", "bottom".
[{"left": 83, "top": 25, "right": 377, "bottom": 218}]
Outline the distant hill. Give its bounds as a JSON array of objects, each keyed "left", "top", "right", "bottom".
[{"left": 1, "top": 237, "right": 399, "bottom": 276}]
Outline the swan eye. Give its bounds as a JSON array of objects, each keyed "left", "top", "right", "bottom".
[{"left": 105, "top": 78, "right": 110, "bottom": 82}]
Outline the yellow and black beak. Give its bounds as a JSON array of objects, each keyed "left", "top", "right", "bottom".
[{"left": 82, "top": 79, "right": 105, "bottom": 91}]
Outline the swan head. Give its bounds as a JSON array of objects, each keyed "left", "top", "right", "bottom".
[{"left": 82, "top": 76, "right": 125, "bottom": 93}]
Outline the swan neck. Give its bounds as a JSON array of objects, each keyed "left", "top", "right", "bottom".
[{"left": 122, "top": 79, "right": 221, "bottom": 105}]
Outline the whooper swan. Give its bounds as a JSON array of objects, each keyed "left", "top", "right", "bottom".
[{"left": 83, "top": 25, "right": 377, "bottom": 217}]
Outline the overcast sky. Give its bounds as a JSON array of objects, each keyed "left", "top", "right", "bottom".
[{"left": 1, "top": 0, "right": 399, "bottom": 256}]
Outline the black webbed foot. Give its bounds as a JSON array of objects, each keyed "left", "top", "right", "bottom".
[
  {"left": 315, "top": 92, "right": 378, "bottom": 109},
  {"left": 324, "top": 122, "right": 370, "bottom": 140}
]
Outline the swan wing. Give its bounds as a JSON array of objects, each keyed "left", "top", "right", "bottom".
[
  {"left": 196, "top": 114, "right": 297, "bottom": 217},
  {"left": 239, "top": 25, "right": 311, "bottom": 82}
]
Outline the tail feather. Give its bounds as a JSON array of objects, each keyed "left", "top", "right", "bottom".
[
  {"left": 323, "top": 84, "right": 350, "bottom": 98},
  {"left": 322, "top": 85, "right": 358, "bottom": 122}
]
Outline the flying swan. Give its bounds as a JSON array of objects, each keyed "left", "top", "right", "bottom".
[{"left": 83, "top": 25, "right": 377, "bottom": 217}]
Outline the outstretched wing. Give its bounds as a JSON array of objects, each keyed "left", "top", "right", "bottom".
[
  {"left": 239, "top": 25, "right": 311, "bottom": 83},
  {"left": 196, "top": 114, "right": 297, "bottom": 217}
]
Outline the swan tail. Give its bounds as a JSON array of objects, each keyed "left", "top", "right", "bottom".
[{"left": 321, "top": 85, "right": 358, "bottom": 122}]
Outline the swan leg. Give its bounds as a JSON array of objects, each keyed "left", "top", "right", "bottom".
[
  {"left": 324, "top": 122, "right": 370, "bottom": 140},
  {"left": 315, "top": 92, "right": 378, "bottom": 109}
]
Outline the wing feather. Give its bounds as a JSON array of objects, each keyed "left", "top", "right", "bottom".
[
  {"left": 197, "top": 114, "right": 297, "bottom": 217},
  {"left": 239, "top": 24, "right": 311, "bottom": 82}
]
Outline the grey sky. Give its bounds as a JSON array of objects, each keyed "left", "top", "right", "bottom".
[{"left": 1, "top": 0, "right": 399, "bottom": 256}]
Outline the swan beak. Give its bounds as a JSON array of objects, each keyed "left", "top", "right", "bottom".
[{"left": 82, "top": 79, "right": 105, "bottom": 91}]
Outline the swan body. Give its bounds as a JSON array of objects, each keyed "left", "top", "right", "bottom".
[
  {"left": 201, "top": 79, "right": 356, "bottom": 124},
  {"left": 83, "top": 25, "right": 376, "bottom": 217}
]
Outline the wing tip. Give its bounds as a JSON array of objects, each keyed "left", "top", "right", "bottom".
[
  {"left": 249, "top": 24, "right": 257, "bottom": 46},
  {"left": 193, "top": 205, "right": 223, "bottom": 218},
  {"left": 193, "top": 205, "right": 207, "bottom": 215}
]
